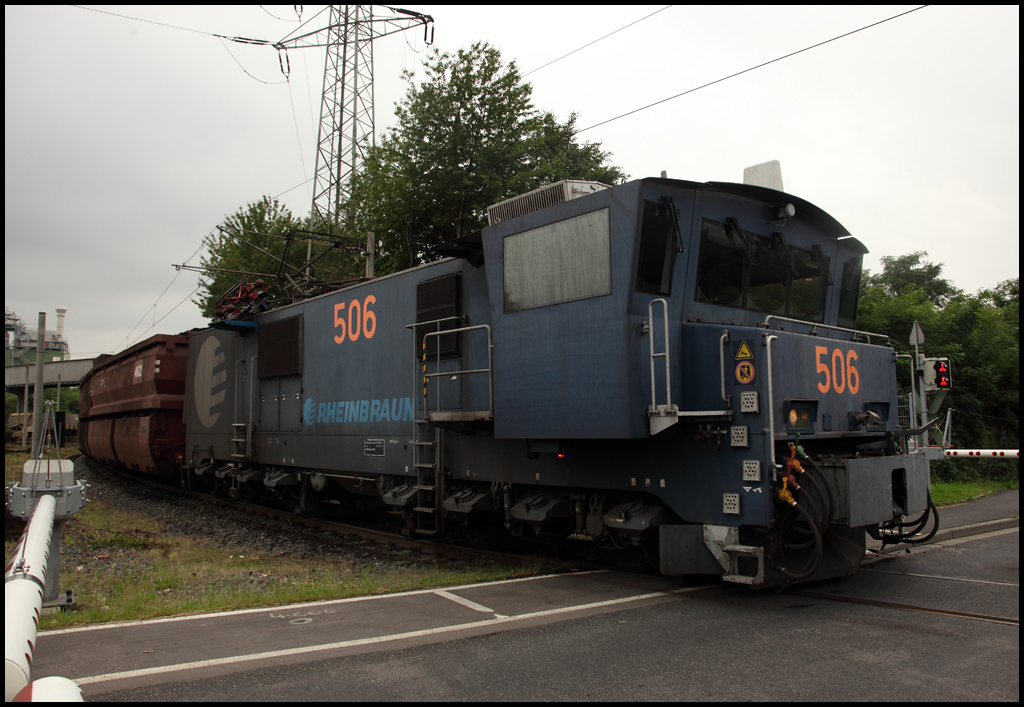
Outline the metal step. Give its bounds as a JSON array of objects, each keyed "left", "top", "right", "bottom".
[
  {"left": 413, "top": 529, "right": 437, "bottom": 536},
  {"left": 722, "top": 544, "right": 764, "bottom": 586},
  {"left": 425, "top": 411, "right": 493, "bottom": 422},
  {"left": 413, "top": 507, "right": 436, "bottom": 514},
  {"left": 413, "top": 463, "right": 437, "bottom": 469},
  {"left": 413, "top": 485, "right": 435, "bottom": 491}
]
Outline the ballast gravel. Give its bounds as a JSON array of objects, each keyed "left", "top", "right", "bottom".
[{"left": 68, "top": 455, "right": 475, "bottom": 575}]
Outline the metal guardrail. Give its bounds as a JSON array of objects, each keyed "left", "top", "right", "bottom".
[
  {"left": 421, "top": 325, "right": 493, "bottom": 421},
  {"left": 761, "top": 315, "right": 890, "bottom": 345}
]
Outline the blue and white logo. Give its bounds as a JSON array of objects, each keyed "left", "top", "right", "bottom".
[
  {"left": 303, "top": 398, "right": 317, "bottom": 426},
  {"left": 302, "top": 396, "right": 414, "bottom": 426}
]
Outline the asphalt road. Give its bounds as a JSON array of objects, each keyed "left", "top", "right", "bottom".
[
  {"left": 84, "top": 528, "right": 1019, "bottom": 701},
  {"left": 35, "top": 489, "right": 1020, "bottom": 701}
]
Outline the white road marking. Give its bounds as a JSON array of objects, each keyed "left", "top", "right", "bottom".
[
  {"left": 41, "top": 571, "right": 606, "bottom": 636},
  {"left": 74, "top": 585, "right": 715, "bottom": 686},
  {"left": 434, "top": 589, "right": 497, "bottom": 614}
]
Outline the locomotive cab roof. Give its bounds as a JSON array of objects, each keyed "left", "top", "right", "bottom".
[{"left": 433, "top": 177, "right": 868, "bottom": 264}]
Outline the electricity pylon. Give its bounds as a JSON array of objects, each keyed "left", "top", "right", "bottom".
[{"left": 276, "top": 6, "right": 434, "bottom": 232}]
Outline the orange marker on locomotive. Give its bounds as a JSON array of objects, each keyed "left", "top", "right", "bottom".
[{"left": 81, "top": 177, "right": 932, "bottom": 588}]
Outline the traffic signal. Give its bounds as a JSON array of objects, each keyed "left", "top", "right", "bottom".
[{"left": 923, "top": 357, "right": 952, "bottom": 390}]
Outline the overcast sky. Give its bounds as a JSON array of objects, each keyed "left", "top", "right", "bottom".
[{"left": 4, "top": 5, "right": 1019, "bottom": 359}]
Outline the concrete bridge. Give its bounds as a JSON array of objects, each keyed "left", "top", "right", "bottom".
[{"left": 5, "top": 358, "right": 96, "bottom": 410}]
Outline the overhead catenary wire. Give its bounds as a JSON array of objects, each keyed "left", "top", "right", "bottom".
[
  {"left": 127, "top": 283, "right": 205, "bottom": 349},
  {"left": 119, "top": 242, "right": 205, "bottom": 351},
  {"left": 577, "top": 5, "right": 929, "bottom": 134},
  {"left": 522, "top": 5, "right": 673, "bottom": 78}
]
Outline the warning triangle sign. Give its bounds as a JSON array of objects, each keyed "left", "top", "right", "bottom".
[{"left": 735, "top": 341, "right": 754, "bottom": 360}]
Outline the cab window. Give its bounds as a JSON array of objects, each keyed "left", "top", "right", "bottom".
[
  {"left": 695, "top": 218, "right": 828, "bottom": 322},
  {"left": 636, "top": 200, "right": 676, "bottom": 296}
]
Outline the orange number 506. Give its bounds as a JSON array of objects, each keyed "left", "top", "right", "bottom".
[
  {"left": 815, "top": 346, "right": 860, "bottom": 395},
  {"left": 334, "top": 295, "right": 377, "bottom": 344}
]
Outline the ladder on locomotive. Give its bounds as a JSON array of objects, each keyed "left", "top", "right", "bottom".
[
  {"left": 412, "top": 420, "right": 444, "bottom": 536},
  {"left": 405, "top": 315, "right": 494, "bottom": 536}
]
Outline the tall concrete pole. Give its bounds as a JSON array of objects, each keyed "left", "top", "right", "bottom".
[
  {"left": 21, "top": 365, "right": 29, "bottom": 448},
  {"left": 32, "top": 312, "right": 45, "bottom": 457}
]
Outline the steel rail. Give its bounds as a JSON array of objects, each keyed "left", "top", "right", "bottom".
[{"left": 791, "top": 590, "right": 1019, "bottom": 626}]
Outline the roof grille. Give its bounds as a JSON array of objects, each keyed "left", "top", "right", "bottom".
[{"left": 486, "top": 180, "right": 610, "bottom": 226}]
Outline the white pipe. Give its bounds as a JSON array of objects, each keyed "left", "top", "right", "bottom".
[
  {"left": 4, "top": 494, "right": 57, "bottom": 702},
  {"left": 765, "top": 335, "right": 779, "bottom": 470}
]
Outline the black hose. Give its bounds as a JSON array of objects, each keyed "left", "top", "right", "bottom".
[
  {"left": 780, "top": 501, "right": 822, "bottom": 581},
  {"left": 796, "top": 481, "right": 822, "bottom": 533},
  {"left": 798, "top": 469, "right": 829, "bottom": 533},
  {"left": 803, "top": 457, "right": 837, "bottom": 529},
  {"left": 898, "top": 491, "right": 941, "bottom": 544}
]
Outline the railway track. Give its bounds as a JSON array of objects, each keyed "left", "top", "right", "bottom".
[
  {"left": 76, "top": 456, "right": 599, "bottom": 572},
  {"left": 791, "top": 589, "right": 1019, "bottom": 627}
]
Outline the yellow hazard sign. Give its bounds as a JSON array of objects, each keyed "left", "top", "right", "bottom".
[
  {"left": 735, "top": 341, "right": 754, "bottom": 360},
  {"left": 735, "top": 361, "right": 756, "bottom": 384}
]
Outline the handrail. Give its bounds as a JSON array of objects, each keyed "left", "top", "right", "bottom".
[
  {"left": 421, "top": 325, "right": 493, "bottom": 419},
  {"left": 762, "top": 315, "right": 889, "bottom": 345},
  {"left": 765, "top": 334, "right": 780, "bottom": 471},
  {"left": 719, "top": 330, "right": 731, "bottom": 407},
  {"left": 404, "top": 315, "right": 468, "bottom": 331},
  {"left": 234, "top": 359, "right": 245, "bottom": 427},
  {"left": 648, "top": 298, "right": 675, "bottom": 414},
  {"left": 248, "top": 356, "right": 258, "bottom": 458},
  {"left": 895, "top": 353, "right": 917, "bottom": 452}
]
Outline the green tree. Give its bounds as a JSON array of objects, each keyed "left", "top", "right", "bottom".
[
  {"left": 859, "top": 260, "right": 1018, "bottom": 481},
  {"left": 863, "top": 251, "right": 961, "bottom": 306},
  {"left": 348, "top": 42, "right": 626, "bottom": 275},
  {"left": 194, "top": 197, "right": 363, "bottom": 318}
]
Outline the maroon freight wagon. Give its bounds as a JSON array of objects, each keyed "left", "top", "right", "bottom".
[{"left": 78, "top": 335, "right": 189, "bottom": 476}]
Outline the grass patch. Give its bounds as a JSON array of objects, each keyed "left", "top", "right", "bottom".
[
  {"left": 39, "top": 529, "right": 548, "bottom": 631},
  {"left": 931, "top": 478, "right": 1019, "bottom": 508},
  {"left": 6, "top": 449, "right": 553, "bottom": 631}
]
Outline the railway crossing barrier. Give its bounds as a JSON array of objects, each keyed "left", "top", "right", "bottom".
[{"left": 5, "top": 421, "right": 86, "bottom": 701}]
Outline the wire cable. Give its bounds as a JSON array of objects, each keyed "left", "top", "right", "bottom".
[
  {"left": 70, "top": 5, "right": 222, "bottom": 37},
  {"left": 287, "top": 80, "right": 313, "bottom": 206},
  {"left": 523, "top": 5, "right": 672, "bottom": 78},
  {"left": 272, "top": 176, "right": 315, "bottom": 199},
  {"left": 127, "top": 283, "right": 204, "bottom": 349},
  {"left": 577, "top": 5, "right": 929, "bottom": 133},
  {"left": 260, "top": 5, "right": 297, "bottom": 22},
  {"left": 119, "top": 242, "right": 204, "bottom": 351},
  {"left": 218, "top": 38, "right": 288, "bottom": 84}
]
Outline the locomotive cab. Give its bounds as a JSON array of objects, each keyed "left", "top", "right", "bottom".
[{"left": 478, "top": 177, "right": 930, "bottom": 585}]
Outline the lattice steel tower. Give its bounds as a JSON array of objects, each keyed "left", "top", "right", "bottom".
[{"left": 304, "top": 5, "right": 433, "bottom": 230}]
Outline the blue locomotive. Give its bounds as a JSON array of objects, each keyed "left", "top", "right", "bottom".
[{"left": 86, "top": 176, "right": 936, "bottom": 587}]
